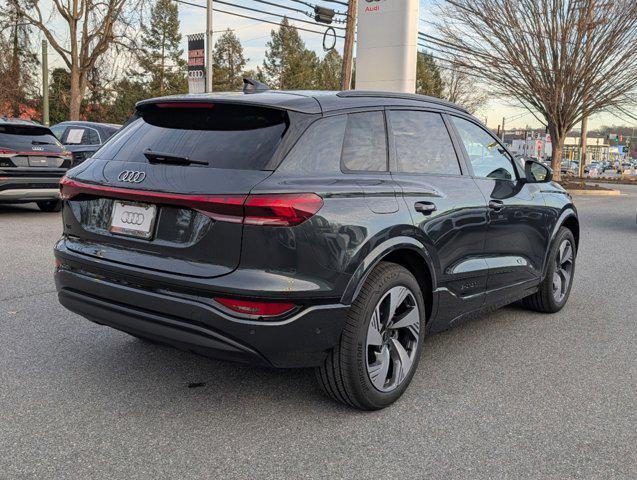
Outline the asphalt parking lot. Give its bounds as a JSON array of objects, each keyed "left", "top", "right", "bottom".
[{"left": 1, "top": 185, "right": 635, "bottom": 479}]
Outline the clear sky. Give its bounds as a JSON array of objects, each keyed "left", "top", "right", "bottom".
[{"left": 36, "top": 0, "right": 637, "bottom": 129}]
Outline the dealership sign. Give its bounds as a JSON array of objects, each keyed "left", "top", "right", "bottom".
[
  {"left": 188, "top": 33, "right": 205, "bottom": 94},
  {"left": 355, "top": 0, "right": 419, "bottom": 93}
]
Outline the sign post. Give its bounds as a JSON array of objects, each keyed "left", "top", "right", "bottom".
[
  {"left": 355, "top": 0, "right": 419, "bottom": 93},
  {"left": 187, "top": 34, "right": 206, "bottom": 94}
]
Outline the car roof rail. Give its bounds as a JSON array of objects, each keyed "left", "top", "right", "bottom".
[{"left": 336, "top": 90, "right": 468, "bottom": 113}]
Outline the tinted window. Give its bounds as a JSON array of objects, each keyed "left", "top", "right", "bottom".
[
  {"left": 451, "top": 116, "right": 516, "bottom": 180},
  {"left": 341, "top": 111, "right": 387, "bottom": 172},
  {"left": 278, "top": 115, "right": 346, "bottom": 174},
  {"left": 86, "top": 128, "right": 101, "bottom": 145},
  {"left": 94, "top": 103, "right": 288, "bottom": 170},
  {"left": 0, "top": 124, "right": 62, "bottom": 151},
  {"left": 50, "top": 124, "right": 66, "bottom": 140},
  {"left": 390, "top": 110, "right": 460, "bottom": 175},
  {"left": 64, "top": 127, "right": 87, "bottom": 145}
]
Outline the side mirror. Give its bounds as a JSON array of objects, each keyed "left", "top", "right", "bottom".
[{"left": 525, "top": 160, "right": 552, "bottom": 183}]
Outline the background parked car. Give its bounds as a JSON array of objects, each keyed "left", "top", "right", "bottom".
[
  {"left": 0, "top": 117, "right": 71, "bottom": 211},
  {"left": 50, "top": 121, "right": 120, "bottom": 166},
  {"left": 560, "top": 160, "right": 578, "bottom": 174}
]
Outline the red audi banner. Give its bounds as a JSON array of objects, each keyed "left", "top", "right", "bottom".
[{"left": 188, "top": 33, "right": 206, "bottom": 94}]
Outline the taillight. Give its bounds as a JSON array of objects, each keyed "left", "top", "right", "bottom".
[
  {"left": 244, "top": 193, "right": 324, "bottom": 226},
  {"left": 59, "top": 176, "right": 246, "bottom": 221},
  {"left": 214, "top": 297, "right": 297, "bottom": 318},
  {"left": 0, "top": 149, "right": 17, "bottom": 156},
  {"left": 61, "top": 151, "right": 72, "bottom": 159},
  {"left": 58, "top": 178, "right": 322, "bottom": 226}
]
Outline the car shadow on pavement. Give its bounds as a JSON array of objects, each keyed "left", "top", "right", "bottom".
[
  {"left": 62, "top": 304, "right": 537, "bottom": 415},
  {"left": 69, "top": 328, "right": 354, "bottom": 413},
  {"left": 0, "top": 203, "right": 51, "bottom": 215}
]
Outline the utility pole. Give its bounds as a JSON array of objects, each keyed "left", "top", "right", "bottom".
[
  {"left": 501, "top": 116, "right": 505, "bottom": 141},
  {"left": 340, "top": 0, "right": 357, "bottom": 90},
  {"left": 579, "top": 115, "right": 588, "bottom": 175},
  {"left": 578, "top": 1, "right": 595, "bottom": 178},
  {"left": 205, "top": 0, "right": 214, "bottom": 93},
  {"left": 42, "top": 40, "right": 49, "bottom": 126}
]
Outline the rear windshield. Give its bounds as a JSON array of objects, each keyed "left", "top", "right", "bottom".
[
  {"left": 0, "top": 125, "right": 62, "bottom": 151},
  {"left": 93, "top": 103, "right": 288, "bottom": 170}
]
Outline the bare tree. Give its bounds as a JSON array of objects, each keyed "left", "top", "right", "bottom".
[
  {"left": 440, "top": 62, "right": 487, "bottom": 114},
  {"left": 5, "top": 0, "right": 143, "bottom": 120},
  {"left": 433, "top": 0, "right": 637, "bottom": 180}
]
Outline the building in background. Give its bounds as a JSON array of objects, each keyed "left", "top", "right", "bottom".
[
  {"left": 563, "top": 132, "right": 609, "bottom": 164},
  {"left": 507, "top": 131, "right": 552, "bottom": 161}
]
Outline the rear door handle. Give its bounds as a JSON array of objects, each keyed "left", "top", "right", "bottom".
[
  {"left": 488, "top": 199, "right": 504, "bottom": 211},
  {"left": 414, "top": 201, "right": 437, "bottom": 215}
]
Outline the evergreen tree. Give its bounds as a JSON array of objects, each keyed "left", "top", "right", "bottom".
[
  {"left": 105, "top": 78, "right": 147, "bottom": 124},
  {"left": 136, "top": 0, "right": 187, "bottom": 97},
  {"left": 416, "top": 51, "right": 443, "bottom": 98},
  {"left": 316, "top": 49, "right": 342, "bottom": 90},
  {"left": 48, "top": 68, "right": 71, "bottom": 125},
  {"left": 262, "top": 18, "right": 318, "bottom": 90},
  {"left": 0, "top": 4, "right": 39, "bottom": 118},
  {"left": 212, "top": 29, "right": 247, "bottom": 91}
]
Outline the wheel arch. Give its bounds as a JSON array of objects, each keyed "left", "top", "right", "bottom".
[
  {"left": 341, "top": 237, "right": 437, "bottom": 323},
  {"left": 542, "top": 208, "right": 579, "bottom": 277},
  {"left": 561, "top": 214, "right": 580, "bottom": 250}
]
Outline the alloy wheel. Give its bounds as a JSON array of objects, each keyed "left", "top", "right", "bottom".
[
  {"left": 553, "top": 239, "right": 574, "bottom": 303},
  {"left": 365, "top": 286, "right": 421, "bottom": 392}
]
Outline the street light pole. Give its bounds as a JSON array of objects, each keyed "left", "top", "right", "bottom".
[
  {"left": 340, "top": 0, "right": 357, "bottom": 90},
  {"left": 205, "top": 0, "right": 214, "bottom": 93},
  {"left": 42, "top": 40, "right": 49, "bottom": 126}
]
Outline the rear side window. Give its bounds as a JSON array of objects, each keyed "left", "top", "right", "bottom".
[
  {"left": 341, "top": 111, "right": 387, "bottom": 172},
  {"left": 389, "top": 110, "right": 460, "bottom": 175},
  {"left": 278, "top": 115, "right": 346, "bottom": 174},
  {"left": 64, "top": 127, "right": 100, "bottom": 145},
  {"left": 94, "top": 103, "right": 288, "bottom": 170},
  {"left": 0, "top": 125, "right": 62, "bottom": 151},
  {"left": 50, "top": 124, "right": 66, "bottom": 141}
]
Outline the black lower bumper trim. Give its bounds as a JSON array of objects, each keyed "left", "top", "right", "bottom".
[{"left": 55, "top": 269, "right": 349, "bottom": 368}]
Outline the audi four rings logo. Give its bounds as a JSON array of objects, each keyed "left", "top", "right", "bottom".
[
  {"left": 120, "top": 211, "right": 145, "bottom": 225},
  {"left": 188, "top": 70, "right": 205, "bottom": 79},
  {"left": 118, "top": 170, "right": 146, "bottom": 183}
]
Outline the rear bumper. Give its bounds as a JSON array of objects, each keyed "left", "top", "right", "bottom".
[
  {"left": 0, "top": 173, "right": 63, "bottom": 202},
  {"left": 0, "top": 188, "right": 60, "bottom": 201},
  {"left": 54, "top": 267, "right": 349, "bottom": 368}
]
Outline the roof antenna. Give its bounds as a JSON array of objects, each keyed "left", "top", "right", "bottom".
[{"left": 243, "top": 78, "right": 269, "bottom": 94}]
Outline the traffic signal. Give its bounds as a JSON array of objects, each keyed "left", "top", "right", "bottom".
[{"left": 315, "top": 6, "right": 335, "bottom": 24}]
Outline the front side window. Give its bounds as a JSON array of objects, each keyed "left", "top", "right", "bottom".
[
  {"left": 341, "top": 111, "right": 387, "bottom": 172},
  {"left": 451, "top": 116, "right": 516, "bottom": 180},
  {"left": 389, "top": 110, "right": 460, "bottom": 175}
]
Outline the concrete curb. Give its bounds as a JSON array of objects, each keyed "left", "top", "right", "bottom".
[{"left": 567, "top": 189, "right": 621, "bottom": 196}]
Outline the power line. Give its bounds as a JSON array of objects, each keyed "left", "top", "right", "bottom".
[
  {"left": 214, "top": 0, "right": 346, "bottom": 30},
  {"left": 242, "top": 0, "right": 347, "bottom": 23},
  {"left": 289, "top": 0, "right": 348, "bottom": 8},
  {"left": 173, "top": 0, "right": 344, "bottom": 37}
]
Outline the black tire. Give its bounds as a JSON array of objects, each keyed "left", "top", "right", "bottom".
[
  {"left": 523, "top": 227, "right": 576, "bottom": 313},
  {"left": 316, "top": 262, "right": 426, "bottom": 410},
  {"left": 36, "top": 200, "right": 63, "bottom": 212}
]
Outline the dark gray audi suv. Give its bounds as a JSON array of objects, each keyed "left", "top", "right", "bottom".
[{"left": 54, "top": 84, "right": 579, "bottom": 409}]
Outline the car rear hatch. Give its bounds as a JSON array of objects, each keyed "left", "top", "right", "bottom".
[
  {"left": 0, "top": 123, "right": 71, "bottom": 174},
  {"left": 60, "top": 101, "right": 293, "bottom": 279}
]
